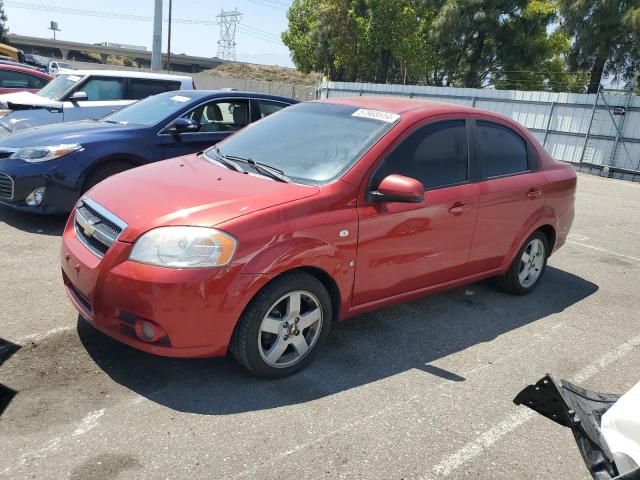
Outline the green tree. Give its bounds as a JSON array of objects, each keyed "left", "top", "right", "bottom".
[
  {"left": 557, "top": 0, "right": 640, "bottom": 93},
  {"left": 428, "top": 0, "right": 562, "bottom": 88},
  {"left": 0, "top": 1, "right": 9, "bottom": 44}
]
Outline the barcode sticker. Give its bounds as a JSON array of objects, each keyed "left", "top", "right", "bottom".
[{"left": 352, "top": 109, "right": 400, "bottom": 123}]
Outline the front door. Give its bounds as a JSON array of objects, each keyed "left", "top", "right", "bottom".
[
  {"left": 159, "top": 98, "right": 250, "bottom": 159},
  {"left": 353, "top": 119, "right": 479, "bottom": 306}
]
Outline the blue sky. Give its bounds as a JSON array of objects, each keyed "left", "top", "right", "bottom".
[{"left": 4, "top": 0, "right": 294, "bottom": 66}]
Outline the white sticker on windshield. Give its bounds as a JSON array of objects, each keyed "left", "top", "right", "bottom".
[
  {"left": 170, "top": 95, "right": 190, "bottom": 102},
  {"left": 352, "top": 109, "right": 400, "bottom": 123},
  {"left": 67, "top": 75, "right": 81, "bottom": 82}
]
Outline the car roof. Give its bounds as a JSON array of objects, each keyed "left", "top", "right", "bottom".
[
  {"left": 318, "top": 96, "right": 480, "bottom": 116},
  {"left": 160, "top": 90, "right": 298, "bottom": 103},
  {"left": 0, "top": 62, "right": 52, "bottom": 78},
  {"left": 64, "top": 70, "right": 193, "bottom": 82}
]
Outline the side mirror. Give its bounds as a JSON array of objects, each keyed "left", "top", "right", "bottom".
[
  {"left": 69, "top": 91, "right": 88, "bottom": 102},
  {"left": 369, "top": 174, "right": 424, "bottom": 204},
  {"left": 165, "top": 117, "right": 200, "bottom": 135}
]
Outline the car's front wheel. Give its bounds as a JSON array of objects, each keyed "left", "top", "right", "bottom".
[
  {"left": 230, "top": 271, "right": 332, "bottom": 378},
  {"left": 496, "top": 231, "right": 549, "bottom": 295}
]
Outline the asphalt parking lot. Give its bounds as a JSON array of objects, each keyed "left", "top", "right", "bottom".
[{"left": 1, "top": 172, "right": 639, "bottom": 480}]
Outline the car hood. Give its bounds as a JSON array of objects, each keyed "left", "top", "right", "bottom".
[
  {"left": 86, "top": 154, "right": 321, "bottom": 242},
  {"left": 0, "top": 120, "right": 132, "bottom": 148},
  {"left": 0, "top": 91, "right": 62, "bottom": 109}
]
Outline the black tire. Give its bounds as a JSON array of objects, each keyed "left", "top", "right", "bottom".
[
  {"left": 82, "top": 161, "right": 134, "bottom": 193},
  {"left": 496, "top": 230, "right": 549, "bottom": 295},
  {"left": 230, "top": 271, "right": 332, "bottom": 378}
]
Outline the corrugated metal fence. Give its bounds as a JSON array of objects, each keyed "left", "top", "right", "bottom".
[{"left": 318, "top": 81, "right": 640, "bottom": 181}]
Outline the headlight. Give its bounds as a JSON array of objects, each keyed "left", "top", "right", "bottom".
[
  {"left": 129, "top": 227, "right": 237, "bottom": 268},
  {"left": 10, "top": 143, "right": 83, "bottom": 163}
]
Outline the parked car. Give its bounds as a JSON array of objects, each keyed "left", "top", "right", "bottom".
[
  {"left": 60, "top": 98, "right": 577, "bottom": 378},
  {"left": 47, "top": 60, "right": 76, "bottom": 76},
  {"left": 0, "top": 90, "right": 296, "bottom": 213},
  {"left": 0, "top": 70, "right": 194, "bottom": 137},
  {"left": 0, "top": 64, "right": 52, "bottom": 94},
  {"left": 515, "top": 375, "right": 640, "bottom": 479},
  {"left": 23, "top": 54, "right": 49, "bottom": 72}
]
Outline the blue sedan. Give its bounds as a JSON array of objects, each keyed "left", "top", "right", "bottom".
[{"left": 0, "top": 90, "right": 297, "bottom": 213}]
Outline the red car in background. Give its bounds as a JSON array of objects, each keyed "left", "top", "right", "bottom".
[
  {"left": 0, "top": 64, "right": 52, "bottom": 94},
  {"left": 60, "top": 97, "right": 577, "bottom": 378}
]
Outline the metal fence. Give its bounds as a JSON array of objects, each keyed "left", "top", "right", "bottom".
[
  {"left": 318, "top": 81, "right": 640, "bottom": 181},
  {"left": 67, "top": 61, "right": 317, "bottom": 102}
]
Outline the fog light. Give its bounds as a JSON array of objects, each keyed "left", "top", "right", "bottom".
[
  {"left": 134, "top": 319, "right": 166, "bottom": 343},
  {"left": 25, "top": 187, "right": 46, "bottom": 206}
]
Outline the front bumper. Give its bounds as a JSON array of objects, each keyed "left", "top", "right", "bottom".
[
  {"left": 61, "top": 216, "right": 273, "bottom": 357},
  {"left": 0, "top": 157, "right": 81, "bottom": 214}
]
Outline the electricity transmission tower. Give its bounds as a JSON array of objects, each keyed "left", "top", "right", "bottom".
[{"left": 216, "top": 9, "right": 242, "bottom": 61}]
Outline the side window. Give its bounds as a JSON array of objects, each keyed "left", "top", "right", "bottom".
[
  {"left": 256, "top": 100, "right": 288, "bottom": 119},
  {"left": 0, "top": 70, "right": 45, "bottom": 89},
  {"left": 78, "top": 77, "right": 125, "bottom": 101},
  {"left": 476, "top": 121, "right": 528, "bottom": 177},
  {"left": 183, "top": 99, "right": 249, "bottom": 133},
  {"left": 373, "top": 120, "right": 469, "bottom": 190},
  {"left": 128, "top": 79, "right": 171, "bottom": 100}
]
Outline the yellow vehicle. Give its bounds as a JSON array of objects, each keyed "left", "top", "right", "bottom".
[{"left": 0, "top": 43, "right": 25, "bottom": 63}]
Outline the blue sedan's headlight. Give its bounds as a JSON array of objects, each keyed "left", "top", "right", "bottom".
[{"left": 10, "top": 143, "right": 83, "bottom": 163}]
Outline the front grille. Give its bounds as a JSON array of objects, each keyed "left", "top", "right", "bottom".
[
  {"left": 0, "top": 172, "right": 13, "bottom": 199},
  {"left": 74, "top": 198, "right": 127, "bottom": 258}
]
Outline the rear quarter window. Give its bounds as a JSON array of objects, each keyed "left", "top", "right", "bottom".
[
  {"left": 476, "top": 120, "right": 529, "bottom": 178},
  {"left": 128, "top": 79, "right": 181, "bottom": 100}
]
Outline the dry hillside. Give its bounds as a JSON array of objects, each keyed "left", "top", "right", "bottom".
[{"left": 203, "top": 63, "right": 321, "bottom": 85}]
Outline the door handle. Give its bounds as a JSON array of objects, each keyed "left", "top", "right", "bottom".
[
  {"left": 527, "top": 188, "right": 542, "bottom": 199},
  {"left": 448, "top": 203, "right": 472, "bottom": 215}
]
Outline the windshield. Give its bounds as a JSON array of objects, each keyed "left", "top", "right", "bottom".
[
  {"left": 37, "top": 74, "right": 83, "bottom": 99},
  {"left": 102, "top": 92, "right": 197, "bottom": 126},
  {"left": 208, "top": 103, "right": 399, "bottom": 185}
]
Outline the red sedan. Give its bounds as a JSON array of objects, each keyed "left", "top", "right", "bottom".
[
  {"left": 61, "top": 97, "right": 576, "bottom": 378},
  {"left": 0, "top": 63, "right": 52, "bottom": 94}
]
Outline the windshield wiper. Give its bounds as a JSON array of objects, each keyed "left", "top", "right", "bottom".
[
  {"left": 222, "top": 154, "right": 291, "bottom": 183},
  {"left": 204, "top": 148, "right": 246, "bottom": 174}
]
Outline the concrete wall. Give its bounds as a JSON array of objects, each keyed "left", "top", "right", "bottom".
[
  {"left": 67, "top": 61, "right": 317, "bottom": 102},
  {"left": 319, "top": 81, "right": 640, "bottom": 178}
]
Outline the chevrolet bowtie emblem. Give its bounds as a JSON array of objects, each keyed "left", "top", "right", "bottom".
[{"left": 77, "top": 215, "right": 98, "bottom": 237}]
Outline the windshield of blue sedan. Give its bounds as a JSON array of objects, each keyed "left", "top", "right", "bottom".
[
  {"left": 102, "top": 92, "right": 197, "bottom": 126},
  {"left": 37, "top": 74, "right": 83, "bottom": 100},
  {"left": 208, "top": 103, "right": 399, "bottom": 184}
]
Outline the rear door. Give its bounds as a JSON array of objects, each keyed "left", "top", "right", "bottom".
[
  {"left": 159, "top": 98, "right": 250, "bottom": 159},
  {"left": 353, "top": 119, "right": 479, "bottom": 306},
  {"left": 467, "top": 119, "right": 546, "bottom": 272}
]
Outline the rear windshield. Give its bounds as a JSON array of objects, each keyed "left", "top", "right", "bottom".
[
  {"left": 209, "top": 102, "right": 399, "bottom": 185},
  {"left": 37, "top": 74, "right": 83, "bottom": 99}
]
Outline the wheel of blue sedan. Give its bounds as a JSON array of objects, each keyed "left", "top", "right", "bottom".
[{"left": 230, "top": 271, "right": 332, "bottom": 378}]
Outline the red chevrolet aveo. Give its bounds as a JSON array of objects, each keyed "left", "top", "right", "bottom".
[{"left": 61, "top": 97, "right": 576, "bottom": 378}]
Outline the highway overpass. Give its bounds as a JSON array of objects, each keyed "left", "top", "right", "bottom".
[{"left": 8, "top": 34, "right": 225, "bottom": 73}]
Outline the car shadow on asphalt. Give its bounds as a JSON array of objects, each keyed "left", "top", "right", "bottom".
[
  {"left": 78, "top": 266, "right": 598, "bottom": 415},
  {"left": 0, "top": 205, "right": 67, "bottom": 236}
]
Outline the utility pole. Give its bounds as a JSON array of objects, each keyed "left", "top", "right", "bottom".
[
  {"left": 216, "top": 9, "right": 242, "bottom": 61},
  {"left": 166, "top": 0, "right": 172, "bottom": 71},
  {"left": 151, "top": 0, "right": 163, "bottom": 71}
]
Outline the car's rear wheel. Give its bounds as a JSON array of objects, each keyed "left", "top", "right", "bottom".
[
  {"left": 82, "top": 161, "right": 133, "bottom": 193},
  {"left": 230, "top": 271, "right": 332, "bottom": 378},
  {"left": 496, "top": 231, "right": 549, "bottom": 295}
]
